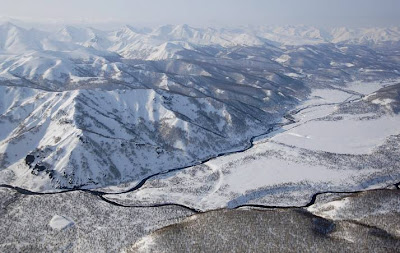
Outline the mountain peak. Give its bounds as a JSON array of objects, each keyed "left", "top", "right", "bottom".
[{"left": 0, "top": 21, "right": 23, "bottom": 32}]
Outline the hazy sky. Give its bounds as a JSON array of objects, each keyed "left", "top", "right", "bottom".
[{"left": 0, "top": 0, "right": 399, "bottom": 27}]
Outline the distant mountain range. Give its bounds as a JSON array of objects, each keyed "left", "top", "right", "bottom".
[{"left": 0, "top": 22, "right": 399, "bottom": 88}]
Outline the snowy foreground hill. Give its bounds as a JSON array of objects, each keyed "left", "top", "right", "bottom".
[{"left": 0, "top": 23, "right": 400, "bottom": 252}]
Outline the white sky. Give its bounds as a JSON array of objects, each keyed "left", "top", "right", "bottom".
[{"left": 0, "top": 0, "right": 398, "bottom": 28}]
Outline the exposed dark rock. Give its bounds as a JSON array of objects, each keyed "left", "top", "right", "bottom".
[
  {"left": 25, "top": 155, "right": 35, "bottom": 166},
  {"left": 34, "top": 164, "right": 46, "bottom": 172}
]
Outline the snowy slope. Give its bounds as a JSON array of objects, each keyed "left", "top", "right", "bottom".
[
  {"left": 104, "top": 80, "right": 400, "bottom": 210},
  {"left": 0, "top": 78, "right": 304, "bottom": 191},
  {"left": 0, "top": 22, "right": 399, "bottom": 192},
  {"left": 0, "top": 22, "right": 46, "bottom": 53}
]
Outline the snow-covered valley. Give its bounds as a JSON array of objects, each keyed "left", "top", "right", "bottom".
[
  {"left": 0, "top": 22, "right": 400, "bottom": 252},
  {"left": 103, "top": 81, "right": 400, "bottom": 210}
]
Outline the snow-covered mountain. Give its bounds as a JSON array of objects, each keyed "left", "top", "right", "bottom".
[
  {"left": 0, "top": 22, "right": 399, "bottom": 191},
  {"left": 0, "top": 22, "right": 46, "bottom": 52},
  {"left": 1, "top": 22, "right": 399, "bottom": 55},
  {"left": 0, "top": 78, "right": 305, "bottom": 191}
]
